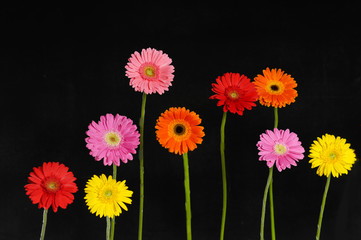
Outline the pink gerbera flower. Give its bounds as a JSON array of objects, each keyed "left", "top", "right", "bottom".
[
  {"left": 257, "top": 128, "right": 305, "bottom": 172},
  {"left": 125, "top": 48, "right": 175, "bottom": 94},
  {"left": 85, "top": 114, "right": 140, "bottom": 166}
]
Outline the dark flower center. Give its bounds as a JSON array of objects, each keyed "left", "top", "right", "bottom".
[
  {"left": 174, "top": 124, "right": 186, "bottom": 135},
  {"left": 270, "top": 84, "right": 279, "bottom": 91}
]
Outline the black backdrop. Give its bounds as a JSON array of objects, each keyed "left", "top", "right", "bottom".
[{"left": 1, "top": 4, "right": 361, "bottom": 240}]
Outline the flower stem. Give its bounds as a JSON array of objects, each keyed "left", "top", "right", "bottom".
[
  {"left": 260, "top": 107, "right": 278, "bottom": 240},
  {"left": 269, "top": 167, "right": 276, "bottom": 240},
  {"left": 183, "top": 152, "right": 192, "bottom": 240},
  {"left": 220, "top": 111, "right": 227, "bottom": 240},
  {"left": 260, "top": 166, "right": 274, "bottom": 240},
  {"left": 111, "top": 164, "right": 117, "bottom": 240},
  {"left": 106, "top": 217, "right": 111, "bottom": 240},
  {"left": 274, "top": 107, "right": 278, "bottom": 129},
  {"left": 316, "top": 175, "right": 331, "bottom": 240},
  {"left": 40, "top": 208, "right": 48, "bottom": 240},
  {"left": 138, "top": 92, "right": 147, "bottom": 240},
  {"left": 269, "top": 107, "right": 278, "bottom": 240},
  {"left": 112, "top": 164, "right": 117, "bottom": 180}
]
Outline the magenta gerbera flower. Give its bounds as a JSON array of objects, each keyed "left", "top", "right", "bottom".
[
  {"left": 256, "top": 128, "right": 305, "bottom": 172},
  {"left": 85, "top": 114, "right": 140, "bottom": 166},
  {"left": 125, "top": 47, "right": 175, "bottom": 94}
]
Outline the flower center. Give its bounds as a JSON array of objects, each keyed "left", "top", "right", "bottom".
[
  {"left": 45, "top": 179, "right": 60, "bottom": 192},
  {"left": 174, "top": 124, "right": 186, "bottom": 136},
  {"left": 228, "top": 90, "right": 239, "bottom": 100},
  {"left": 140, "top": 63, "right": 159, "bottom": 81},
  {"left": 321, "top": 147, "right": 342, "bottom": 163},
  {"left": 274, "top": 143, "right": 287, "bottom": 155},
  {"left": 105, "top": 132, "right": 121, "bottom": 147},
  {"left": 168, "top": 120, "right": 191, "bottom": 142},
  {"left": 329, "top": 152, "right": 337, "bottom": 159},
  {"left": 270, "top": 85, "right": 279, "bottom": 91},
  {"left": 225, "top": 87, "right": 242, "bottom": 101},
  {"left": 267, "top": 82, "right": 284, "bottom": 94},
  {"left": 144, "top": 65, "right": 156, "bottom": 77},
  {"left": 327, "top": 151, "right": 340, "bottom": 163},
  {"left": 104, "top": 189, "right": 113, "bottom": 198}
]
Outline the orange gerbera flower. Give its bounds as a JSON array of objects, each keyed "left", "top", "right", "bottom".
[
  {"left": 254, "top": 67, "right": 298, "bottom": 108},
  {"left": 155, "top": 107, "right": 205, "bottom": 155}
]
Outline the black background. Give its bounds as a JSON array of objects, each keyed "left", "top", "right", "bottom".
[{"left": 1, "top": 4, "right": 361, "bottom": 240}]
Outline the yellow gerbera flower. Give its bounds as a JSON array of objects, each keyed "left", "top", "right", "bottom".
[
  {"left": 84, "top": 174, "right": 133, "bottom": 218},
  {"left": 309, "top": 134, "right": 356, "bottom": 177}
]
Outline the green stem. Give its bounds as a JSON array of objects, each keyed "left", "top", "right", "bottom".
[
  {"left": 260, "top": 166, "right": 274, "bottom": 240},
  {"left": 316, "top": 175, "right": 331, "bottom": 240},
  {"left": 106, "top": 217, "right": 111, "bottom": 240},
  {"left": 138, "top": 92, "right": 147, "bottom": 240},
  {"left": 220, "top": 111, "right": 227, "bottom": 240},
  {"left": 183, "top": 152, "right": 192, "bottom": 240},
  {"left": 111, "top": 164, "right": 117, "bottom": 240},
  {"left": 260, "top": 107, "right": 278, "bottom": 240},
  {"left": 274, "top": 107, "right": 278, "bottom": 129},
  {"left": 269, "top": 167, "right": 276, "bottom": 240},
  {"left": 40, "top": 208, "right": 48, "bottom": 240},
  {"left": 269, "top": 107, "right": 278, "bottom": 240},
  {"left": 112, "top": 164, "right": 117, "bottom": 180}
]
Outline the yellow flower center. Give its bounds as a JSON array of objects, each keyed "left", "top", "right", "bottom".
[
  {"left": 45, "top": 180, "right": 60, "bottom": 192},
  {"left": 266, "top": 81, "right": 284, "bottom": 95},
  {"left": 274, "top": 143, "right": 287, "bottom": 155},
  {"left": 228, "top": 90, "right": 239, "bottom": 100},
  {"left": 318, "top": 145, "right": 345, "bottom": 165},
  {"left": 105, "top": 132, "right": 121, "bottom": 147},
  {"left": 104, "top": 189, "right": 113, "bottom": 198},
  {"left": 98, "top": 186, "right": 118, "bottom": 204},
  {"left": 323, "top": 149, "right": 341, "bottom": 163},
  {"left": 144, "top": 66, "right": 156, "bottom": 77},
  {"left": 48, "top": 182, "right": 57, "bottom": 189}
]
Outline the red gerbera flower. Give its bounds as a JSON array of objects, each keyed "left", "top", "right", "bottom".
[
  {"left": 25, "top": 162, "right": 78, "bottom": 212},
  {"left": 210, "top": 73, "right": 258, "bottom": 115}
]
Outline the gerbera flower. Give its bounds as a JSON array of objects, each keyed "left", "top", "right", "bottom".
[
  {"left": 155, "top": 107, "right": 205, "bottom": 155},
  {"left": 85, "top": 114, "right": 140, "bottom": 166},
  {"left": 309, "top": 134, "right": 356, "bottom": 177},
  {"left": 84, "top": 174, "right": 133, "bottom": 218},
  {"left": 257, "top": 128, "right": 305, "bottom": 172},
  {"left": 125, "top": 47, "right": 175, "bottom": 95},
  {"left": 25, "top": 162, "right": 78, "bottom": 212},
  {"left": 210, "top": 72, "right": 258, "bottom": 115},
  {"left": 254, "top": 67, "right": 298, "bottom": 108}
]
